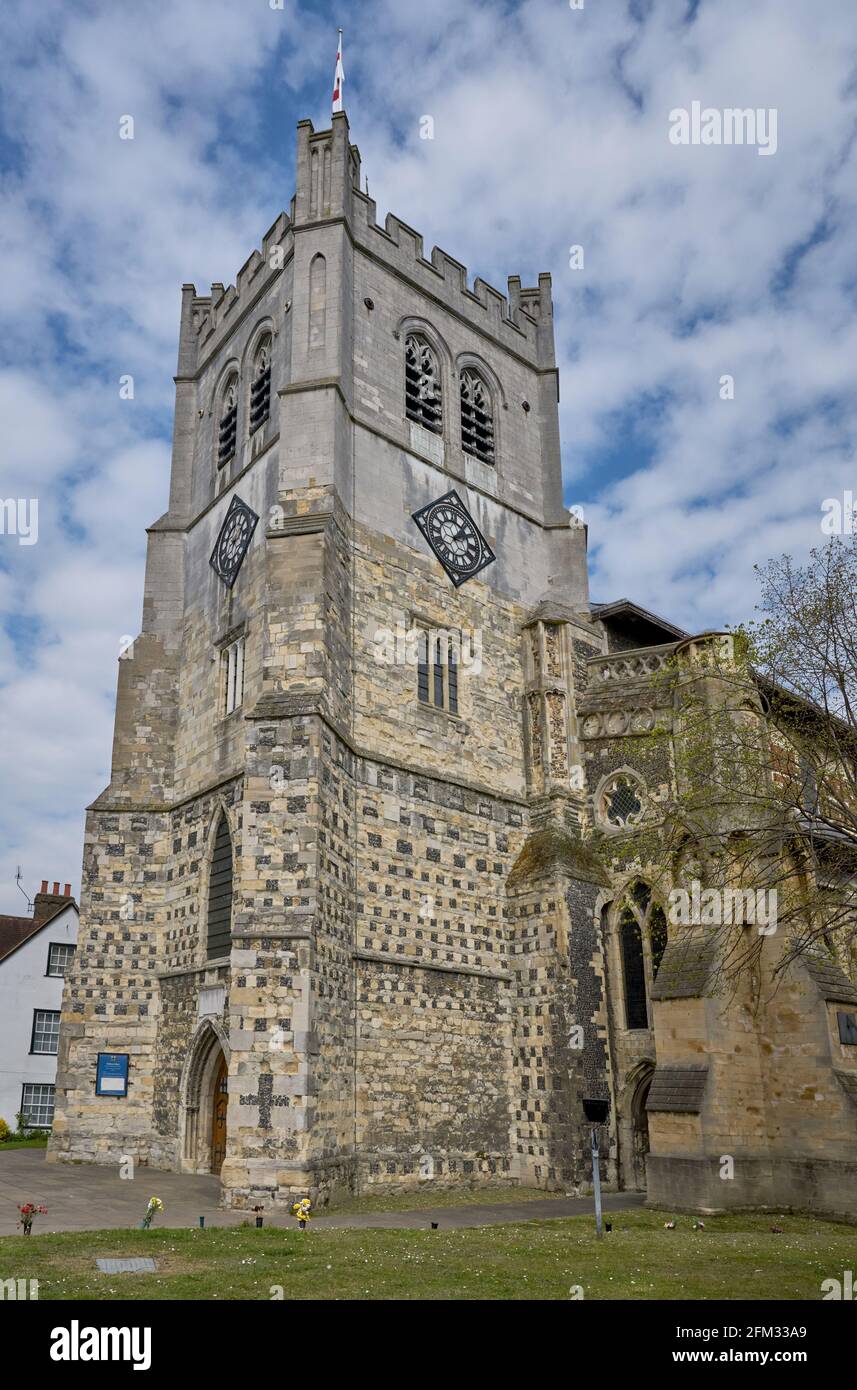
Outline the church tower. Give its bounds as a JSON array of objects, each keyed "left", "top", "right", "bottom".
[
  {"left": 48, "top": 115, "right": 857, "bottom": 1218},
  {"left": 47, "top": 113, "right": 619, "bottom": 1208}
]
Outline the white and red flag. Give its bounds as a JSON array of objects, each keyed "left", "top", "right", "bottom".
[{"left": 332, "top": 30, "right": 345, "bottom": 113}]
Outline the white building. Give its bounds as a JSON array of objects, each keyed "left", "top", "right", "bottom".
[{"left": 0, "top": 882, "right": 79, "bottom": 1131}]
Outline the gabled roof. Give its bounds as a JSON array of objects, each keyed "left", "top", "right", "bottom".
[
  {"left": 0, "top": 901, "right": 78, "bottom": 966},
  {"left": 590, "top": 599, "right": 688, "bottom": 643},
  {"left": 802, "top": 950, "right": 857, "bottom": 1007}
]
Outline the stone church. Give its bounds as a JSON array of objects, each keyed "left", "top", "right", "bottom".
[{"left": 49, "top": 115, "right": 857, "bottom": 1217}]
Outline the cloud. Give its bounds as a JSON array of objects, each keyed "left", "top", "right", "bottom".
[{"left": 0, "top": 0, "right": 855, "bottom": 907}]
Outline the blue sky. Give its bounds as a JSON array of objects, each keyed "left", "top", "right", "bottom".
[{"left": 0, "top": 0, "right": 856, "bottom": 909}]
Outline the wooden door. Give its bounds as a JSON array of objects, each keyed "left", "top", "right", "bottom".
[{"left": 210, "top": 1055, "right": 228, "bottom": 1174}]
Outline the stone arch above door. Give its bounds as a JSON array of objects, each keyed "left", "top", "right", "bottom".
[
  {"left": 618, "top": 1058, "right": 655, "bottom": 1192},
  {"left": 179, "top": 1017, "right": 230, "bottom": 1175}
]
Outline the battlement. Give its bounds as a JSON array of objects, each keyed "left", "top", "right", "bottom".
[
  {"left": 349, "top": 191, "right": 551, "bottom": 360},
  {"left": 184, "top": 211, "right": 293, "bottom": 368},
  {"left": 290, "top": 115, "right": 553, "bottom": 357},
  {"left": 181, "top": 114, "right": 555, "bottom": 373}
]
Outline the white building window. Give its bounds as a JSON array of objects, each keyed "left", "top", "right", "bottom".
[
  {"left": 47, "top": 942, "right": 75, "bottom": 977},
  {"left": 31, "top": 1009, "right": 60, "bottom": 1055},
  {"left": 21, "top": 1082, "right": 55, "bottom": 1128},
  {"left": 222, "top": 636, "right": 245, "bottom": 715}
]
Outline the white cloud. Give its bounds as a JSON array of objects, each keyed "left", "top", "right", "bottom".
[{"left": 0, "top": 0, "right": 855, "bottom": 907}]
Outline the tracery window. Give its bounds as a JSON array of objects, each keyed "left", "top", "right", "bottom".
[
  {"left": 405, "top": 334, "right": 442, "bottom": 434},
  {"left": 460, "top": 367, "right": 495, "bottom": 464},
  {"left": 615, "top": 881, "right": 668, "bottom": 1030},
  {"left": 598, "top": 772, "right": 645, "bottom": 829}
]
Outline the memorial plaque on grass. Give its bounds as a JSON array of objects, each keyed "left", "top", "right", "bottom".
[{"left": 96, "top": 1258, "right": 158, "bottom": 1274}]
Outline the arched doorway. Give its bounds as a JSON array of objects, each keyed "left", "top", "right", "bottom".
[
  {"left": 617, "top": 1060, "right": 655, "bottom": 1191},
  {"left": 179, "top": 1019, "right": 229, "bottom": 1175},
  {"left": 210, "top": 1054, "right": 228, "bottom": 1175},
  {"left": 630, "top": 1068, "right": 653, "bottom": 1190}
]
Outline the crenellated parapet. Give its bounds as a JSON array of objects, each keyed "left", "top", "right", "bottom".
[
  {"left": 177, "top": 112, "right": 554, "bottom": 388},
  {"left": 349, "top": 195, "right": 550, "bottom": 363},
  {"left": 180, "top": 212, "right": 294, "bottom": 371}
]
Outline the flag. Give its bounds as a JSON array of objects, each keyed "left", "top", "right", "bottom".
[{"left": 332, "top": 31, "right": 345, "bottom": 113}]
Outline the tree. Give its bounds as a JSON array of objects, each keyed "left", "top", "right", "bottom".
[{"left": 592, "top": 535, "right": 857, "bottom": 991}]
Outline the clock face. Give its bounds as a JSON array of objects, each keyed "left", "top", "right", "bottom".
[
  {"left": 210, "top": 495, "right": 259, "bottom": 589},
  {"left": 411, "top": 489, "right": 495, "bottom": 588}
]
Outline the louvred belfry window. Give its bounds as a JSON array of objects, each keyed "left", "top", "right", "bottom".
[
  {"left": 217, "top": 376, "right": 239, "bottom": 468},
  {"left": 249, "top": 337, "right": 272, "bottom": 433},
  {"left": 405, "top": 334, "right": 442, "bottom": 434},
  {"left": 460, "top": 368, "right": 495, "bottom": 464}
]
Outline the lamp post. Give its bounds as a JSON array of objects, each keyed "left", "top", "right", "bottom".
[{"left": 582, "top": 1097, "right": 610, "bottom": 1239}]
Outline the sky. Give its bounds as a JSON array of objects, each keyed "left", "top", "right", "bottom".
[{"left": 0, "top": 0, "right": 855, "bottom": 911}]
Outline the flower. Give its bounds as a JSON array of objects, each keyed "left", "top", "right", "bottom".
[{"left": 17, "top": 1201, "right": 47, "bottom": 1234}]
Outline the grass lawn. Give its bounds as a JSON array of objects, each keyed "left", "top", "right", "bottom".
[
  {"left": 0, "top": 1136, "right": 49, "bottom": 1151},
  {"left": 324, "top": 1182, "right": 551, "bottom": 1215},
  {"left": 0, "top": 1209, "right": 850, "bottom": 1300}
]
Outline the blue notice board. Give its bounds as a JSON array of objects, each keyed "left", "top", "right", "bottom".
[{"left": 96, "top": 1053, "right": 129, "bottom": 1097}]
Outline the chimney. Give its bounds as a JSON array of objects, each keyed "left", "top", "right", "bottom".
[{"left": 33, "top": 878, "right": 77, "bottom": 923}]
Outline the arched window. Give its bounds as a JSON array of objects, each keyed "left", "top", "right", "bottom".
[
  {"left": 620, "top": 903, "right": 648, "bottom": 1029},
  {"left": 405, "top": 334, "right": 442, "bottom": 434},
  {"left": 460, "top": 367, "right": 494, "bottom": 464},
  {"left": 217, "top": 375, "right": 239, "bottom": 469},
  {"left": 616, "top": 882, "right": 667, "bottom": 1030},
  {"left": 206, "top": 814, "right": 234, "bottom": 959},
  {"left": 249, "top": 336, "right": 272, "bottom": 433},
  {"left": 650, "top": 904, "right": 668, "bottom": 977},
  {"left": 598, "top": 772, "right": 645, "bottom": 830}
]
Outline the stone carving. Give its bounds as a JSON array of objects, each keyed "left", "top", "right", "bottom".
[
  {"left": 546, "top": 691, "right": 568, "bottom": 776},
  {"left": 544, "top": 624, "right": 563, "bottom": 679},
  {"left": 528, "top": 692, "right": 542, "bottom": 768},
  {"left": 580, "top": 707, "right": 658, "bottom": 739},
  {"left": 587, "top": 643, "right": 675, "bottom": 687},
  {"left": 631, "top": 707, "right": 655, "bottom": 733}
]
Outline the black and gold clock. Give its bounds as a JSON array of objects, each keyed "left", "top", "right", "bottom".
[
  {"left": 210, "top": 495, "right": 259, "bottom": 589},
  {"left": 411, "top": 489, "right": 496, "bottom": 588}
]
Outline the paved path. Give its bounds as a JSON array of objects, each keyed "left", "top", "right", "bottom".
[{"left": 0, "top": 1149, "right": 645, "bottom": 1236}]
